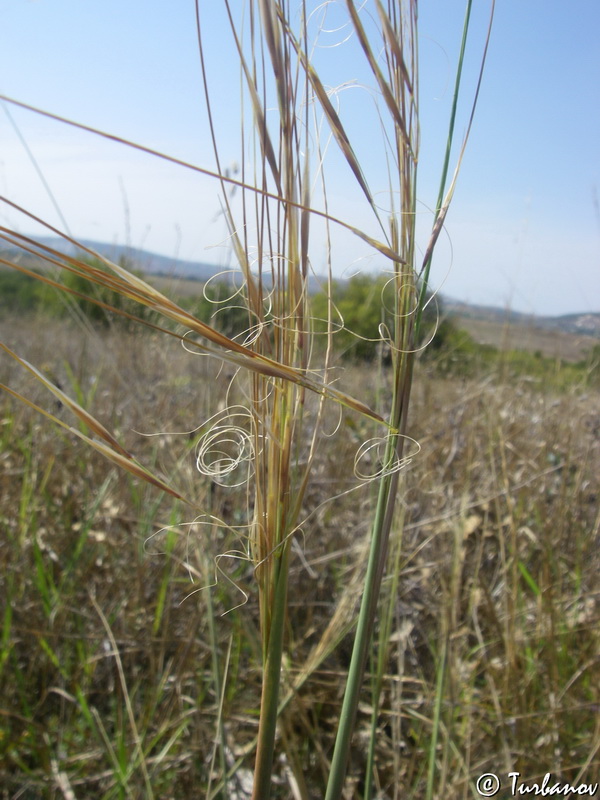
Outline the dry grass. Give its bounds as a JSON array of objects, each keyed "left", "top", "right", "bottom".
[{"left": 1, "top": 314, "right": 598, "bottom": 798}]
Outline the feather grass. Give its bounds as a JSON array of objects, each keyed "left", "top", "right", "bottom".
[{"left": 0, "top": 2, "right": 496, "bottom": 796}]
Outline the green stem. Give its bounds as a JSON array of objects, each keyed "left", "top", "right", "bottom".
[
  {"left": 205, "top": 555, "right": 228, "bottom": 800},
  {"left": 251, "top": 544, "right": 291, "bottom": 800},
  {"left": 324, "top": 420, "right": 407, "bottom": 800},
  {"left": 325, "top": 310, "right": 415, "bottom": 799},
  {"left": 364, "top": 501, "right": 405, "bottom": 800}
]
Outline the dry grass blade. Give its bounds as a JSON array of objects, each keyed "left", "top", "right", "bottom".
[
  {"left": 221, "top": 1, "right": 283, "bottom": 197},
  {"left": 271, "top": 8, "right": 378, "bottom": 215},
  {"left": 299, "top": 51, "right": 374, "bottom": 210},
  {"left": 0, "top": 384, "right": 187, "bottom": 502},
  {"left": 88, "top": 592, "right": 155, "bottom": 799},
  {"left": 344, "top": 0, "right": 413, "bottom": 156},
  {"left": 0, "top": 257, "right": 185, "bottom": 339},
  {"left": 194, "top": 3, "right": 263, "bottom": 320},
  {"left": 374, "top": 0, "right": 414, "bottom": 95},
  {"left": 1, "top": 343, "right": 131, "bottom": 458},
  {"left": 257, "top": 0, "right": 285, "bottom": 111}
]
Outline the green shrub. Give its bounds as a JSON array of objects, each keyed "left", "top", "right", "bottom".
[
  {"left": 311, "top": 273, "right": 455, "bottom": 362},
  {"left": 187, "top": 281, "right": 251, "bottom": 340},
  {"left": 0, "top": 269, "right": 43, "bottom": 315},
  {"left": 580, "top": 343, "right": 600, "bottom": 384}
]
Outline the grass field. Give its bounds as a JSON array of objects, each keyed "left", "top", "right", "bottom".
[{"left": 1, "top": 312, "right": 598, "bottom": 798}]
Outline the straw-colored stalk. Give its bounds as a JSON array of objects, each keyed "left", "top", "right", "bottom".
[{"left": 197, "top": 2, "right": 324, "bottom": 795}]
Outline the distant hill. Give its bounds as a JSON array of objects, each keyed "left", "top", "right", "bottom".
[
  {"left": 444, "top": 298, "right": 600, "bottom": 339},
  {"left": 0, "top": 235, "right": 325, "bottom": 292},
  {"left": 2, "top": 236, "right": 220, "bottom": 282},
  {"left": 443, "top": 299, "right": 600, "bottom": 361}
]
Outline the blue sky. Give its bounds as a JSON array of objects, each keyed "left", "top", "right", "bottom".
[{"left": 1, "top": 0, "right": 598, "bottom": 316}]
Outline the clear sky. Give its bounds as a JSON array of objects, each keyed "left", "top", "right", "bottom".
[{"left": 1, "top": 0, "right": 598, "bottom": 316}]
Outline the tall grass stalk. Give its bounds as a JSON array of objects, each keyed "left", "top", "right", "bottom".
[
  {"left": 1, "top": 1, "right": 494, "bottom": 796},
  {"left": 324, "top": 1, "right": 494, "bottom": 795}
]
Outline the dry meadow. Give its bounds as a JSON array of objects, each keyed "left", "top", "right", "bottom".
[{"left": 1, "top": 313, "right": 598, "bottom": 798}]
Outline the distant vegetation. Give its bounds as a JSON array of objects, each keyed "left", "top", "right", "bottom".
[
  {"left": 0, "top": 259, "right": 158, "bottom": 329},
  {"left": 309, "top": 274, "right": 455, "bottom": 361},
  {"left": 2, "top": 267, "right": 598, "bottom": 389},
  {"left": 184, "top": 281, "right": 252, "bottom": 341},
  {"left": 0, "top": 269, "right": 44, "bottom": 314}
]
